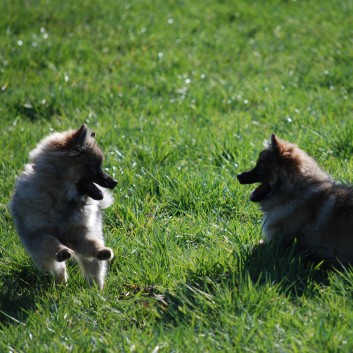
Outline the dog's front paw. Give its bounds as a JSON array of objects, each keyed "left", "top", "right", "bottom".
[
  {"left": 56, "top": 248, "right": 73, "bottom": 262},
  {"left": 96, "top": 247, "right": 114, "bottom": 261}
]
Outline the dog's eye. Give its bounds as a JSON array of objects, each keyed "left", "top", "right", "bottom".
[{"left": 89, "top": 164, "right": 100, "bottom": 169}]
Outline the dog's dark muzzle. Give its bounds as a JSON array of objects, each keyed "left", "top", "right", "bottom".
[
  {"left": 78, "top": 168, "right": 117, "bottom": 201},
  {"left": 95, "top": 169, "right": 118, "bottom": 190},
  {"left": 237, "top": 168, "right": 261, "bottom": 185}
]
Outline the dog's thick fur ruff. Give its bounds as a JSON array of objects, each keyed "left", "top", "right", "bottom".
[
  {"left": 10, "top": 125, "right": 117, "bottom": 290},
  {"left": 238, "top": 134, "right": 353, "bottom": 265}
]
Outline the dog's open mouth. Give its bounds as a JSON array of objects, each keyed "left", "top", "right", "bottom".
[
  {"left": 77, "top": 180, "right": 103, "bottom": 200},
  {"left": 237, "top": 170, "right": 272, "bottom": 203},
  {"left": 250, "top": 182, "right": 272, "bottom": 202}
]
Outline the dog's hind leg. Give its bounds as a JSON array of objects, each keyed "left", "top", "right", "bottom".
[
  {"left": 51, "top": 261, "right": 68, "bottom": 285},
  {"left": 26, "top": 234, "right": 73, "bottom": 285},
  {"left": 75, "top": 255, "right": 107, "bottom": 291}
]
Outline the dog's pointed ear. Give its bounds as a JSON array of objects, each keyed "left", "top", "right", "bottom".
[
  {"left": 73, "top": 124, "right": 88, "bottom": 146},
  {"left": 270, "top": 134, "right": 282, "bottom": 155},
  {"left": 67, "top": 125, "right": 89, "bottom": 156},
  {"left": 271, "top": 134, "right": 278, "bottom": 147},
  {"left": 270, "top": 134, "right": 289, "bottom": 157}
]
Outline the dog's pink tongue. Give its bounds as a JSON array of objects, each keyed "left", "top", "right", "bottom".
[{"left": 250, "top": 182, "right": 271, "bottom": 202}]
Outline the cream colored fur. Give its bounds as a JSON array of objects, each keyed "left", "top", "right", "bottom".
[{"left": 10, "top": 125, "right": 115, "bottom": 290}]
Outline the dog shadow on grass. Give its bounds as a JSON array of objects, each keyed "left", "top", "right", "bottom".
[
  {"left": 157, "top": 240, "right": 341, "bottom": 326},
  {"left": 0, "top": 262, "right": 52, "bottom": 326},
  {"left": 244, "top": 239, "right": 335, "bottom": 296}
]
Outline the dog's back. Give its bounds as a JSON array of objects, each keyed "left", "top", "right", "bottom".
[{"left": 300, "top": 184, "right": 353, "bottom": 264}]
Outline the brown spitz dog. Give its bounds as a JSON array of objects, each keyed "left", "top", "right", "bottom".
[
  {"left": 238, "top": 134, "right": 353, "bottom": 266},
  {"left": 10, "top": 125, "right": 117, "bottom": 290}
]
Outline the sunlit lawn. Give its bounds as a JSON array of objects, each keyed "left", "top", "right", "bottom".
[{"left": 1, "top": 0, "right": 353, "bottom": 352}]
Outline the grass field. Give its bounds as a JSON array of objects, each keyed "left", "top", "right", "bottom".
[{"left": 1, "top": 0, "right": 353, "bottom": 351}]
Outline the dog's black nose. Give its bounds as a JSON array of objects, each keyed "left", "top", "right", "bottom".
[
  {"left": 109, "top": 179, "right": 118, "bottom": 189},
  {"left": 237, "top": 172, "right": 247, "bottom": 184},
  {"left": 97, "top": 169, "right": 118, "bottom": 189},
  {"left": 104, "top": 177, "right": 117, "bottom": 189}
]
